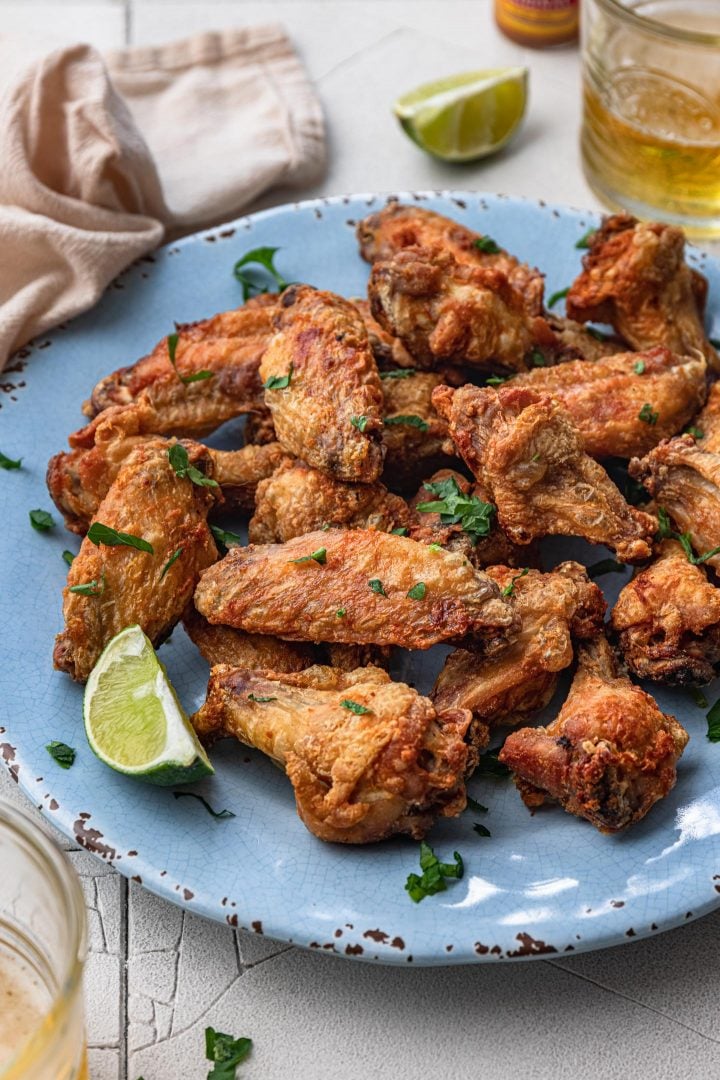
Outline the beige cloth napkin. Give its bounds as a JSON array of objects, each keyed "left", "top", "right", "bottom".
[{"left": 0, "top": 26, "right": 325, "bottom": 370}]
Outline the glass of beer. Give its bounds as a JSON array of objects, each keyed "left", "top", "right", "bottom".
[
  {"left": 0, "top": 800, "right": 87, "bottom": 1080},
  {"left": 581, "top": 0, "right": 720, "bottom": 237}
]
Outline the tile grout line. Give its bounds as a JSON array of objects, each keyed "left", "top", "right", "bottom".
[
  {"left": 124, "top": 0, "right": 132, "bottom": 47},
  {"left": 119, "top": 876, "right": 129, "bottom": 1080}
]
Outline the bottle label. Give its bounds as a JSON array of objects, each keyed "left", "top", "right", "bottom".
[{"left": 497, "top": 0, "right": 578, "bottom": 36}]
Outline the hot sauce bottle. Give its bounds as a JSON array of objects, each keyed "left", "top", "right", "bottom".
[{"left": 495, "top": 0, "right": 579, "bottom": 47}]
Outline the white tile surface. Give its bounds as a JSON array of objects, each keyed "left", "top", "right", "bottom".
[{"left": 0, "top": 2, "right": 127, "bottom": 51}]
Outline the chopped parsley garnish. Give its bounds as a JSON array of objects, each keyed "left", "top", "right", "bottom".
[
  {"left": 368, "top": 578, "right": 387, "bottom": 596},
  {"left": 46, "top": 741, "right": 76, "bottom": 769},
  {"left": 575, "top": 228, "right": 596, "bottom": 249},
  {"left": 633, "top": 360, "right": 646, "bottom": 374},
  {"left": 548, "top": 286, "right": 569, "bottom": 308},
  {"left": 264, "top": 364, "right": 293, "bottom": 390},
  {"left": 427, "top": 543, "right": 442, "bottom": 553},
  {"left": 466, "top": 797, "right": 488, "bottom": 814},
  {"left": 625, "top": 474, "right": 649, "bottom": 506},
  {"left": 501, "top": 567, "right": 529, "bottom": 597},
  {"left": 379, "top": 368, "right": 416, "bottom": 380},
  {"left": 531, "top": 452, "right": 541, "bottom": 462},
  {"left": 173, "top": 792, "right": 235, "bottom": 820},
  {"left": 166, "top": 332, "right": 212, "bottom": 383},
  {"left": 167, "top": 331, "right": 179, "bottom": 364},
  {"left": 656, "top": 506, "right": 674, "bottom": 538},
  {"left": 586, "top": 326, "right": 608, "bottom": 342},
  {"left": 69, "top": 575, "right": 106, "bottom": 597},
  {"left": 405, "top": 841, "right": 464, "bottom": 903},
  {"left": 690, "top": 687, "right": 709, "bottom": 709},
  {"left": 384, "top": 414, "right": 430, "bottom": 431},
  {"left": 485, "top": 374, "right": 511, "bottom": 386},
  {"left": 406, "top": 582, "right": 426, "bottom": 600},
  {"left": 0, "top": 451, "right": 22, "bottom": 470},
  {"left": 685, "top": 426, "right": 704, "bottom": 439},
  {"left": 335, "top": 607, "right": 346, "bottom": 618},
  {"left": 205, "top": 1026, "right": 252, "bottom": 1079},
  {"left": 474, "top": 236, "right": 501, "bottom": 254},
  {"left": 87, "top": 522, "right": 153, "bottom": 553},
  {"left": 638, "top": 402, "right": 658, "bottom": 425},
  {"left": 477, "top": 746, "right": 510, "bottom": 778},
  {"left": 168, "top": 443, "right": 219, "bottom": 488},
  {"left": 530, "top": 348, "right": 546, "bottom": 367},
  {"left": 29, "top": 508, "right": 55, "bottom": 532},
  {"left": 233, "top": 245, "right": 289, "bottom": 302},
  {"left": 62, "top": 550, "right": 75, "bottom": 566},
  {"left": 707, "top": 699, "right": 720, "bottom": 743},
  {"left": 290, "top": 547, "right": 327, "bottom": 565},
  {"left": 350, "top": 415, "right": 369, "bottom": 432},
  {"left": 248, "top": 693, "right": 277, "bottom": 703},
  {"left": 416, "top": 474, "right": 495, "bottom": 544},
  {"left": 159, "top": 548, "right": 183, "bottom": 580},
  {"left": 656, "top": 506, "right": 720, "bottom": 565},
  {"left": 341, "top": 699, "right": 372, "bottom": 715},
  {"left": 473, "top": 823, "right": 491, "bottom": 838},
  {"left": 210, "top": 525, "right": 243, "bottom": 553},
  {"left": 587, "top": 558, "right": 625, "bottom": 579},
  {"left": 390, "top": 527, "right": 408, "bottom": 536}
]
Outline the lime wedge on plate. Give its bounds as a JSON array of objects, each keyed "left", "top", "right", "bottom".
[
  {"left": 84, "top": 625, "right": 213, "bottom": 785},
  {"left": 394, "top": 67, "right": 528, "bottom": 163}
]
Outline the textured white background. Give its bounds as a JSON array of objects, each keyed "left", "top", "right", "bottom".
[{"left": 2, "top": 1, "right": 720, "bottom": 1077}]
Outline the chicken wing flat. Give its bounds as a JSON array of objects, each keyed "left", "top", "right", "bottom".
[
  {"left": 83, "top": 295, "right": 275, "bottom": 432},
  {"left": 408, "top": 468, "right": 531, "bottom": 570},
  {"left": 259, "top": 286, "right": 385, "bottom": 482},
  {"left": 194, "top": 528, "right": 517, "bottom": 651},
  {"left": 357, "top": 202, "right": 544, "bottom": 316},
  {"left": 248, "top": 461, "right": 409, "bottom": 544},
  {"left": 510, "top": 346, "right": 707, "bottom": 459},
  {"left": 369, "top": 246, "right": 550, "bottom": 373},
  {"left": 693, "top": 382, "right": 720, "bottom": 453},
  {"left": 566, "top": 214, "right": 719, "bottom": 371},
  {"left": 211, "top": 443, "right": 291, "bottom": 514},
  {"left": 433, "top": 384, "right": 656, "bottom": 562},
  {"left": 380, "top": 368, "right": 455, "bottom": 489},
  {"left": 499, "top": 635, "right": 689, "bottom": 833},
  {"left": 183, "top": 605, "right": 315, "bottom": 672},
  {"left": 54, "top": 440, "right": 219, "bottom": 682},
  {"left": 433, "top": 563, "right": 606, "bottom": 748},
  {"left": 629, "top": 435, "right": 720, "bottom": 572},
  {"left": 191, "top": 664, "right": 471, "bottom": 843},
  {"left": 611, "top": 540, "right": 720, "bottom": 685}
]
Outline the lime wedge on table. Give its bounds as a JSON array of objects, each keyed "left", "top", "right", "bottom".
[
  {"left": 84, "top": 626, "right": 213, "bottom": 785},
  {"left": 394, "top": 68, "right": 528, "bottom": 163}
]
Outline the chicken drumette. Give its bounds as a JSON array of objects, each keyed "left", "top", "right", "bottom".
[
  {"left": 433, "top": 384, "right": 656, "bottom": 562},
  {"left": 191, "top": 664, "right": 472, "bottom": 843},
  {"left": 499, "top": 636, "right": 689, "bottom": 833}
]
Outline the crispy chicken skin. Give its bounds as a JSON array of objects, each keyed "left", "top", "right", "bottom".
[
  {"left": 54, "top": 441, "right": 219, "bottom": 682},
  {"left": 248, "top": 461, "right": 409, "bottom": 544},
  {"left": 611, "top": 540, "right": 720, "bottom": 685},
  {"left": 511, "top": 347, "right": 707, "bottom": 459},
  {"left": 352, "top": 297, "right": 417, "bottom": 369},
  {"left": 211, "top": 443, "right": 292, "bottom": 514},
  {"left": 499, "top": 636, "right": 689, "bottom": 833},
  {"left": 544, "top": 313, "right": 623, "bottom": 361},
  {"left": 357, "top": 203, "right": 544, "bottom": 316},
  {"left": 433, "top": 563, "right": 606, "bottom": 748},
  {"left": 191, "top": 664, "right": 471, "bottom": 843},
  {"left": 566, "top": 214, "right": 719, "bottom": 371},
  {"left": 259, "top": 286, "right": 385, "bottom": 482},
  {"left": 369, "top": 246, "right": 548, "bottom": 373},
  {"left": 408, "top": 468, "right": 532, "bottom": 569},
  {"left": 434, "top": 384, "right": 656, "bottom": 562},
  {"left": 630, "top": 435, "right": 720, "bottom": 571},
  {"left": 83, "top": 295, "right": 275, "bottom": 430},
  {"left": 194, "top": 528, "right": 517, "bottom": 651},
  {"left": 183, "top": 605, "right": 315, "bottom": 672},
  {"left": 693, "top": 382, "right": 720, "bottom": 453},
  {"left": 380, "top": 369, "right": 455, "bottom": 489}
]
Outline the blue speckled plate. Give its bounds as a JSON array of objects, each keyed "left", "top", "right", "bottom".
[{"left": 3, "top": 192, "right": 720, "bottom": 965}]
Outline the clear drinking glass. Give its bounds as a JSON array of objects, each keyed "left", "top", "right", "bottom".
[
  {"left": 581, "top": 0, "right": 720, "bottom": 237},
  {"left": 0, "top": 800, "right": 87, "bottom": 1080}
]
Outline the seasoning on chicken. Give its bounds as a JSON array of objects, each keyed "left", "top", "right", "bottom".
[
  {"left": 190, "top": 663, "right": 472, "bottom": 843},
  {"left": 183, "top": 605, "right": 315, "bottom": 672},
  {"left": 499, "top": 635, "right": 689, "bottom": 833}
]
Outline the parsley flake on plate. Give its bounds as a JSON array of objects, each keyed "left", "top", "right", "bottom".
[
  {"left": 46, "top": 741, "right": 76, "bottom": 769},
  {"left": 473, "top": 823, "right": 491, "bottom": 838},
  {"left": 168, "top": 444, "right": 219, "bottom": 488},
  {"left": 690, "top": 687, "right": 709, "bottom": 709},
  {"left": 87, "top": 522, "right": 153, "bottom": 554},
  {"left": 547, "top": 286, "right": 569, "bottom": 308},
  {"left": 466, "top": 796, "right": 488, "bottom": 814},
  {"left": 233, "top": 245, "right": 289, "bottom": 302},
  {"left": 0, "top": 451, "right": 22, "bottom": 470},
  {"left": 205, "top": 1026, "right": 252, "bottom": 1080},
  {"left": 587, "top": 558, "right": 625, "bottom": 579},
  {"left": 379, "top": 368, "right": 416, "bottom": 380},
  {"left": 62, "top": 550, "right": 75, "bottom": 566},
  {"left": 29, "top": 508, "right": 55, "bottom": 532},
  {"left": 384, "top": 414, "right": 430, "bottom": 431},
  {"left": 406, "top": 582, "right": 426, "bottom": 600},
  {"left": 173, "top": 792, "right": 235, "bottom": 820},
  {"left": 575, "top": 228, "right": 596, "bottom": 249},
  {"left": 405, "top": 841, "right": 464, "bottom": 903},
  {"left": 416, "top": 474, "right": 495, "bottom": 544},
  {"left": 368, "top": 578, "right": 387, "bottom": 596},
  {"left": 477, "top": 746, "right": 510, "bottom": 778},
  {"left": 474, "top": 235, "right": 501, "bottom": 254},
  {"left": 390, "top": 527, "right": 408, "bottom": 536},
  {"left": 707, "top": 699, "right": 720, "bottom": 743},
  {"left": 210, "top": 525, "right": 243, "bottom": 553}
]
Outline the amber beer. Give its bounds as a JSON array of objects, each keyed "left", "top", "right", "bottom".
[{"left": 581, "top": 0, "right": 720, "bottom": 237}]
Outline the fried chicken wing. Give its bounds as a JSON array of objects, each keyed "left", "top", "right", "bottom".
[
  {"left": 611, "top": 540, "right": 720, "bottom": 685},
  {"left": 433, "top": 563, "right": 606, "bottom": 748},
  {"left": 83, "top": 295, "right": 275, "bottom": 431},
  {"left": 380, "top": 369, "right": 455, "bottom": 489},
  {"left": 357, "top": 202, "right": 544, "bottom": 315},
  {"left": 194, "top": 528, "right": 517, "bottom": 651},
  {"left": 544, "top": 313, "right": 624, "bottom": 361},
  {"left": 352, "top": 297, "right": 417, "bottom": 368},
  {"left": 566, "top": 214, "right": 719, "bottom": 371},
  {"left": 54, "top": 440, "right": 219, "bottom": 682},
  {"left": 629, "top": 435, "right": 720, "bottom": 571},
  {"left": 511, "top": 347, "right": 707, "bottom": 459},
  {"left": 433, "top": 384, "right": 656, "bottom": 562},
  {"left": 191, "top": 664, "right": 471, "bottom": 843},
  {"left": 183, "top": 605, "right": 315, "bottom": 672},
  {"left": 259, "top": 286, "right": 385, "bottom": 482},
  {"left": 248, "top": 461, "right": 409, "bottom": 543},
  {"left": 321, "top": 643, "right": 392, "bottom": 672},
  {"left": 211, "top": 443, "right": 292, "bottom": 514},
  {"left": 693, "top": 382, "right": 720, "bottom": 453},
  {"left": 499, "top": 636, "right": 689, "bottom": 832},
  {"left": 369, "top": 246, "right": 550, "bottom": 373}
]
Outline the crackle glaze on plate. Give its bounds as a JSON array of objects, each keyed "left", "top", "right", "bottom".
[{"left": 2, "top": 192, "right": 720, "bottom": 965}]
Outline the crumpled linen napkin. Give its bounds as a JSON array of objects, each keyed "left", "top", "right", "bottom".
[{"left": 0, "top": 26, "right": 326, "bottom": 370}]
